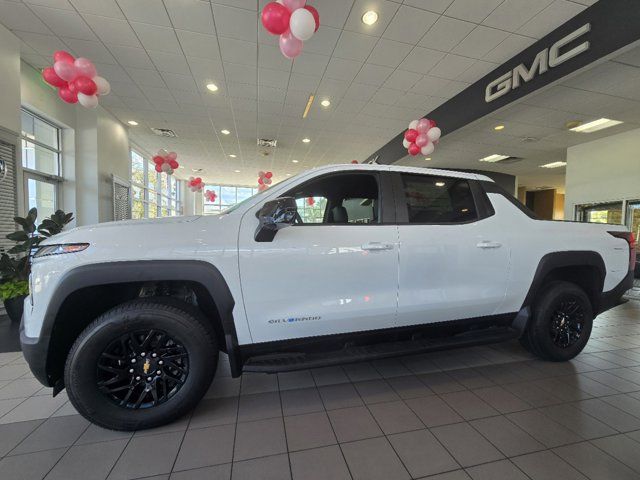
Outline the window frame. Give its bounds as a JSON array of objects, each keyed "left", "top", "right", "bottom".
[
  {"left": 130, "top": 149, "right": 182, "bottom": 219},
  {"left": 280, "top": 171, "right": 395, "bottom": 226},
  {"left": 392, "top": 172, "right": 489, "bottom": 225}
]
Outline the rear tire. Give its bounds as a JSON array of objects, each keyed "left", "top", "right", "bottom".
[
  {"left": 64, "top": 299, "right": 218, "bottom": 431},
  {"left": 525, "top": 281, "right": 593, "bottom": 361}
]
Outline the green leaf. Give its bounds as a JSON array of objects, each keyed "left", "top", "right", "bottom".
[
  {"left": 14, "top": 217, "right": 36, "bottom": 234},
  {"left": 6, "top": 231, "right": 28, "bottom": 242},
  {"left": 0, "top": 280, "right": 29, "bottom": 301}
]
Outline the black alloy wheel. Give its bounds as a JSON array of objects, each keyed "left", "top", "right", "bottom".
[{"left": 549, "top": 298, "right": 585, "bottom": 349}]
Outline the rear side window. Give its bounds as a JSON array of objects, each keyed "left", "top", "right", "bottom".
[{"left": 400, "top": 174, "right": 478, "bottom": 224}]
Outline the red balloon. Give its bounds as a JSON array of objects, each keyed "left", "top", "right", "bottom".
[
  {"left": 430, "top": 119, "right": 437, "bottom": 128},
  {"left": 195, "top": 177, "right": 202, "bottom": 184},
  {"left": 58, "top": 86, "right": 78, "bottom": 104},
  {"left": 73, "top": 76, "right": 97, "bottom": 96},
  {"left": 152, "top": 155, "right": 164, "bottom": 164},
  {"left": 351, "top": 160, "right": 358, "bottom": 164},
  {"left": 404, "top": 129, "right": 418, "bottom": 143},
  {"left": 261, "top": 2, "right": 291, "bottom": 35},
  {"left": 169, "top": 160, "right": 179, "bottom": 169},
  {"left": 408, "top": 143, "right": 420, "bottom": 156},
  {"left": 155, "top": 164, "right": 162, "bottom": 173},
  {"left": 304, "top": 5, "right": 320, "bottom": 32},
  {"left": 42, "top": 67, "right": 67, "bottom": 88},
  {"left": 258, "top": 177, "right": 264, "bottom": 185},
  {"left": 265, "top": 171, "right": 273, "bottom": 179},
  {"left": 53, "top": 50, "right": 74, "bottom": 64}
]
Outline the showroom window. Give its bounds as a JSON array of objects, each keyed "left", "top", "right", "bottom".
[
  {"left": 203, "top": 185, "right": 257, "bottom": 214},
  {"left": 131, "top": 150, "right": 182, "bottom": 219},
  {"left": 285, "top": 173, "right": 379, "bottom": 224},
  {"left": 21, "top": 109, "right": 62, "bottom": 220},
  {"left": 400, "top": 174, "right": 477, "bottom": 224},
  {"left": 576, "top": 202, "right": 624, "bottom": 224}
]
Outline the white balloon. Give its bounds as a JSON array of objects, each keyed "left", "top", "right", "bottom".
[
  {"left": 160, "top": 149, "right": 170, "bottom": 158},
  {"left": 289, "top": 8, "right": 315, "bottom": 41},
  {"left": 402, "top": 138, "right": 410, "bottom": 149},
  {"left": 421, "top": 143, "right": 435, "bottom": 156},
  {"left": 408, "top": 120, "right": 419, "bottom": 130},
  {"left": 77, "top": 93, "right": 98, "bottom": 109},
  {"left": 161, "top": 162, "right": 171, "bottom": 172},
  {"left": 94, "top": 76, "right": 111, "bottom": 96},
  {"left": 427, "top": 127, "right": 441, "bottom": 142},
  {"left": 265, "top": 177, "right": 272, "bottom": 185}
]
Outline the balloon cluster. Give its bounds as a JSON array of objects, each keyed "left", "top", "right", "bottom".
[
  {"left": 261, "top": 1, "right": 320, "bottom": 59},
  {"left": 403, "top": 119, "right": 441, "bottom": 157},
  {"left": 306, "top": 197, "right": 315, "bottom": 206},
  {"left": 188, "top": 177, "right": 204, "bottom": 193},
  {"left": 152, "top": 149, "right": 179, "bottom": 175},
  {"left": 257, "top": 171, "right": 273, "bottom": 192},
  {"left": 205, "top": 190, "right": 217, "bottom": 203},
  {"left": 42, "top": 51, "right": 110, "bottom": 108},
  {"left": 351, "top": 160, "right": 359, "bottom": 164}
]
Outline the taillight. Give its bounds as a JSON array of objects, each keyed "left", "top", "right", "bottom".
[{"left": 609, "top": 231, "right": 636, "bottom": 272}]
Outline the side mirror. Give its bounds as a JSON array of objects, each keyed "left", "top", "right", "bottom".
[{"left": 254, "top": 196, "right": 297, "bottom": 242}]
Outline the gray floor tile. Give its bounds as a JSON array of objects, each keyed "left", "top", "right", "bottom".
[
  {"left": 582, "top": 370, "right": 640, "bottom": 393},
  {"left": 405, "top": 395, "right": 463, "bottom": 427},
  {"left": 343, "top": 363, "right": 382, "bottom": 382},
  {"left": 231, "top": 453, "right": 290, "bottom": 480},
  {"left": 0, "top": 447, "right": 66, "bottom": 480},
  {"left": 108, "top": 431, "right": 184, "bottom": 480},
  {"left": 431, "top": 422, "right": 504, "bottom": 468},
  {"left": 45, "top": 439, "right": 128, "bottom": 480},
  {"left": 0, "top": 419, "right": 42, "bottom": 456},
  {"left": 233, "top": 418, "right": 287, "bottom": 462},
  {"left": 280, "top": 388, "right": 324, "bottom": 417},
  {"left": 388, "top": 428, "right": 459, "bottom": 478},
  {"left": 591, "top": 434, "right": 640, "bottom": 474},
  {"left": 554, "top": 441, "right": 639, "bottom": 480},
  {"left": 386, "top": 375, "right": 433, "bottom": 399},
  {"left": 170, "top": 464, "right": 231, "bottom": 480},
  {"left": 0, "top": 378, "right": 44, "bottom": 400},
  {"left": 75, "top": 423, "right": 133, "bottom": 445},
  {"left": 447, "top": 368, "right": 494, "bottom": 389},
  {"left": 538, "top": 402, "right": 617, "bottom": 439},
  {"left": 277, "top": 371, "right": 315, "bottom": 391},
  {"left": 465, "top": 459, "right": 528, "bottom": 480},
  {"left": 133, "top": 414, "right": 190, "bottom": 438},
  {"left": 418, "top": 372, "right": 466, "bottom": 394},
  {"left": 511, "top": 450, "right": 588, "bottom": 480},
  {"left": 353, "top": 379, "right": 400, "bottom": 404},
  {"left": 240, "top": 373, "right": 279, "bottom": 396},
  {"left": 290, "top": 445, "right": 350, "bottom": 480},
  {"left": 341, "top": 437, "right": 410, "bottom": 480},
  {"left": 189, "top": 397, "right": 238, "bottom": 429},
  {"left": 284, "top": 411, "right": 336, "bottom": 452},
  {"left": 503, "top": 381, "right": 563, "bottom": 407},
  {"left": 419, "top": 470, "right": 471, "bottom": 480},
  {"left": 205, "top": 377, "right": 241, "bottom": 399},
  {"left": 237, "top": 392, "right": 282, "bottom": 423},
  {"left": 11, "top": 415, "right": 89, "bottom": 455},
  {"left": 173, "top": 424, "right": 235, "bottom": 471},
  {"left": 368, "top": 400, "right": 423, "bottom": 434},
  {"left": 573, "top": 397, "right": 640, "bottom": 432},
  {"left": 311, "top": 367, "right": 349, "bottom": 387},
  {"left": 0, "top": 394, "right": 68, "bottom": 424},
  {"left": 371, "top": 358, "right": 413, "bottom": 378},
  {"left": 506, "top": 409, "right": 583, "bottom": 447},
  {"left": 318, "top": 383, "right": 363, "bottom": 410},
  {"left": 328, "top": 406, "right": 382, "bottom": 443},
  {"left": 602, "top": 393, "right": 640, "bottom": 418},
  {"left": 440, "top": 390, "right": 499, "bottom": 420},
  {"left": 472, "top": 385, "right": 532, "bottom": 414},
  {"left": 470, "top": 415, "right": 544, "bottom": 457}
]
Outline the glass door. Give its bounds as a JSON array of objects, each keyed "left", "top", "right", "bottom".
[{"left": 23, "top": 171, "right": 57, "bottom": 221}]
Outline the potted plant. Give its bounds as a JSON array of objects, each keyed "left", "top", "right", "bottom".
[{"left": 0, "top": 208, "right": 73, "bottom": 322}]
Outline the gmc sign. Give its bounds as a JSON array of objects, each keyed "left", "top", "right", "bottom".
[{"left": 485, "top": 23, "right": 591, "bottom": 103}]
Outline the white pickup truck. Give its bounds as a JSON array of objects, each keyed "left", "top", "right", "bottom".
[{"left": 21, "top": 164, "right": 636, "bottom": 430}]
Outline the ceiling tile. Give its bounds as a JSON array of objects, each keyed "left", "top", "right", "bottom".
[
  {"left": 402, "top": 0, "right": 454, "bottom": 14},
  {"left": 219, "top": 36, "right": 257, "bottom": 66},
  {"left": 257, "top": 68, "right": 290, "bottom": 88},
  {"left": 0, "top": 2, "right": 52, "bottom": 34},
  {"left": 287, "top": 72, "right": 319, "bottom": 92},
  {"left": 117, "top": 0, "right": 171, "bottom": 26},
  {"left": 444, "top": 0, "right": 503, "bottom": 22},
  {"left": 126, "top": 67, "right": 165, "bottom": 87},
  {"left": 82, "top": 15, "right": 140, "bottom": 47},
  {"left": 212, "top": 4, "right": 257, "bottom": 43},
  {"left": 344, "top": 82, "right": 378, "bottom": 101},
  {"left": 320, "top": 0, "right": 362, "bottom": 30},
  {"left": 334, "top": 31, "right": 377, "bottom": 62},
  {"left": 25, "top": 0, "right": 73, "bottom": 9},
  {"left": 482, "top": 0, "right": 553, "bottom": 32},
  {"left": 399, "top": 46, "right": 445, "bottom": 74},
  {"left": 303, "top": 26, "right": 341, "bottom": 56},
  {"left": 456, "top": 59, "right": 497, "bottom": 83},
  {"left": 383, "top": 69, "right": 422, "bottom": 90},
  {"left": 517, "top": 0, "right": 586, "bottom": 38},
  {"left": 353, "top": 63, "right": 394, "bottom": 86},
  {"left": 418, "top": 16, "right": 475, "bottom": 52},
  {"left": 292, "top": 52, "right": 330, "bottom": 76},
  {"left": 130, "top": 22, "right": 181, "bottom": 54},
  {"left": 176, "top": 30, "right": 220, "bottom": 61},
  {"left": 483, "top": 33, "right": 535, "bottom": 63},
  {"left": 62, "top": 38, "right": 116, "bottom": 63},
  {"left": 164, "top": 0, "right": 216, "bottom": 35},
  {"left": 13, "top": 31, "right": 67, "bottom": 56},
  {"left": 382, "top": 5, "right": 439, "bottom": 44},
  {"left": 147, "top": 50, "right": 190, "bottom": 73},
  {"left": 109, "top": 45, "right": 154, "bottom": 68},
  {"left": 452, "top": 25, "right": 509, "bottom": 58},
  {"left": 368, "top": 39, "right": 413, "bottom": 68},
  {"left": 30, "top": 6, "right": 96, "bottom": 40},
  {"left": 70, "top": 0, "right": 124, "bottom": 18},
  {"left": 410, "top": 74, "right": 450, "bottom": 93},
  {"left": 325, "top": 57, "right": 362, "bottom": 82},
  {"left": 429, "top": 53, "right": 475, "bottom": 79},
  {"left": 224, "top": 62, "right": 257, "bottom": 84},
  {"left": 162, "top": 72, "right": 198, "bottom": 92}
]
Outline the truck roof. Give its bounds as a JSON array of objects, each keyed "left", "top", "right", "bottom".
[{"left": 307, "top": 163, "right": 495, "bottom": 183}]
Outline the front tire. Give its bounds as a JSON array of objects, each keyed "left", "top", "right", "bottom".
[
  {"left": 64, "top": 299, "right": 218, "bottom": 431},
  {"left": 524, "top": 281, "right": 593, "bottom": 361}
]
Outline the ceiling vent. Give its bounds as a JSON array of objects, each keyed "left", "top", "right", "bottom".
[
  {"left": 257, "top": 138, "right": 277, "bottom": 148},
  {"left": 521, "top": 136, "right": 539, "bottom": 143},
  {"left": 151, "top": 127, "right": 178, "bottom": 138}
]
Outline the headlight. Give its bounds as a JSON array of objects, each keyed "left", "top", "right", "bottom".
[{"left": 34, "top": 243, "right": 89, "bottom": 258}]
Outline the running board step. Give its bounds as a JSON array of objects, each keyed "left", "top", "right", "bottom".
[{"left": 243, "top": 327, "right": 519, "bottom": 374}]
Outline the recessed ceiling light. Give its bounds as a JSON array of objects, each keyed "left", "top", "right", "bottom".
[
  {"left": 321, "top": 99, "right": 331, "bottom": 107},
  {"left": 292, "top": 159, "right": 299, "bottom": 163},
  {"left": 229, "top": 154, "right": 237, "bottom": 158},
  {"left": 234, "top": 169, "right": 241, "bottom": 173},
  {"left": 435, "top": 182, "right": 445, "bottom": 187},
  {"left": 569, "top": 118, "right": 623, "bottom": 133},
  {"left": 540, "top": 161, "right": 567, "bottom": 168},
  {"left": 221, "top": 129, "right": 230, "bottom": 135},
  {"left": 127, "top": 120, "right": 138, "bottom": 126},
  {"left": 479, "top": 154, "right": 509, "bottom": 163},
  {"left": 302, "top": 138, "right": 311, "bottom": 143},
  {"left": 286, "top": 173, "right": 291, "bottom": 176},
  {"left": 424, "top": 157, "right": 431, "bottom": 161},
  {"left": 206, "top": 83, "right": 219, "bottom": 92},
  {"left": 362, "top": 10, "right": 378, "bottom": 25},
  {"left": 494, "top": 124, "right": 505, "bottom": 131}
]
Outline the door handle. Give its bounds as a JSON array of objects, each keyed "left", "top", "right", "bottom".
[
  {"left": 361, "top": 242, "right": 394, "bottom": 251},
  {"left": 477, "top": 241, "right": 502, "bottom": 249}
]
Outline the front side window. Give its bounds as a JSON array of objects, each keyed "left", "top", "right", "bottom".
[
  {"left": 285, "top": 173, "right": 379, "bottom": 225},
  {"left": 203, "top": 184, "right": 258, "bottom": 215},
  {"left": 400, "top": 174, "right": 477, "bottom": 224}
]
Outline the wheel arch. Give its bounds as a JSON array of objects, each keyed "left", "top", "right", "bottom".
[{"left": 41, "top": 260, "right": 241, "bottom": 389}]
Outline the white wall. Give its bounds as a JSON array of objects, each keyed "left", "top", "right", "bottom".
[
  {"left": 565, "top": 127, "right": 640, "bottom": 219},
  {"left": 0, "top": 24, "right": 20, "bottom": 135}
]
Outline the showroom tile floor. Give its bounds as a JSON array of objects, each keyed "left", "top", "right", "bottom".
[{"left": 0, "top": 298, "right": 639, "bottom": 479}]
